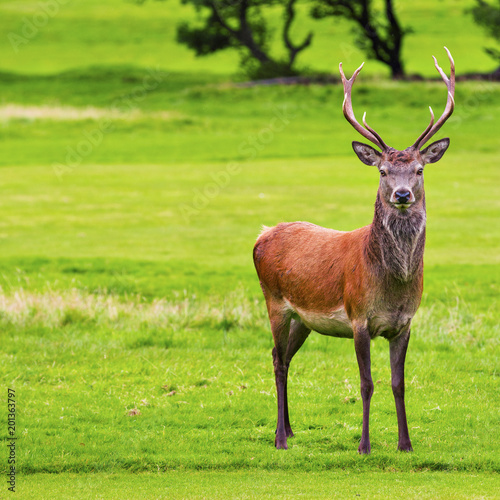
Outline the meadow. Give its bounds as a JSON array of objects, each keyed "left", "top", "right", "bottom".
[{"left": 0, "top": 0, "right": 499, "bottom": 498}]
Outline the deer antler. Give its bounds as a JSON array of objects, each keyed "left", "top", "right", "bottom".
[
  {"left": 412, "top": 47, "right": 455, "bottom": 150},
  {"left": 339, "top": 62, "right": 389, "bottom": 151}
]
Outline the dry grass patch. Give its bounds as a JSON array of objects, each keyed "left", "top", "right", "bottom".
[
  {"left": 0, "top": 104, "right": 185, "bottom": 122},
  {"left": 0, "top": 288, "right": 496, "bottom": 350},
  {"left": 0, "top": 287, "right": 268, "bottom": 331}
]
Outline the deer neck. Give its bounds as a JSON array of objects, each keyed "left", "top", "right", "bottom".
[{"left": 368, "top": 192, "right": 426, "bottom": 282}]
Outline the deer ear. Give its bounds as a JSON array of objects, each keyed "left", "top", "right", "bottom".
[
  {"left": 352, "top": 141, "right": 381, "bottom": 166},
  {"left": 420, "top": 138, "right": 450, "bottom": 164}
]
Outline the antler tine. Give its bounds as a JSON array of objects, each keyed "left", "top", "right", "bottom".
[
  {"left": 413, "top": 47, "right": 455, "bottom": 150},
  {"left": 339, "top": 62, "right": 388, "bottom": 151},
  {"left": 411, "top": 106, "right": 435, "bottom": 149},
  {"left": 362, "top": 112, "right": 389, "bottom": 151}
]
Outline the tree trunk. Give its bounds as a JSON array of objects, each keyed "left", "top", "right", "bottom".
[{"left": 390, "top": 58, "right": 405, "bottom": 79}]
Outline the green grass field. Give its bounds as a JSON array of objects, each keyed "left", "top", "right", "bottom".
[{"left": 0, "top": 0, "right": 499, "bottom": 498}]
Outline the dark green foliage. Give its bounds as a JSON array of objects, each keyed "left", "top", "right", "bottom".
[
  {"left": 468, "top": 0, "right": 500, "bottom": 66},
  {"left": 152, "top": 0, "right": 313, "bottom": 78},
  {"left": 177, "top": 19, "right": 233, "bottom": 56}
]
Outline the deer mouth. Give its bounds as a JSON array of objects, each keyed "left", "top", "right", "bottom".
[{"left": 393, "top": 202, "right": 413, "bottom": 210}]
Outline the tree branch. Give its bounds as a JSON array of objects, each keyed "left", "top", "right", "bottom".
[
  {"left": 209, "top": 0, "right": 273, "bottom": 64},
  {"left": 208, "top": 1, "right": 238, "bottom": 37},
  {"left": 283, "top": 0, "right": 313, "bottom": 66},
  {"left": 311, "top": 0, "right": 406, "bottom": 78}
]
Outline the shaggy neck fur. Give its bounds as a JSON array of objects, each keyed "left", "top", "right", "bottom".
[{"left": 368, "top": 192, "right": 426, "bottom": 282}]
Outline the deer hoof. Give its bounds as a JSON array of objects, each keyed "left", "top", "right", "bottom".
[
  {"left": 275, "top": 436, "right": 288, "bottom": 450},
  {"left": 358, "top": 442, "right": 371, "bottom": 454},
  {"left": 398, "top": 442, "right": 413, "bottom": 452}
]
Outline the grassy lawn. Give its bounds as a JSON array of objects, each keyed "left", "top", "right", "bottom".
[
  {"left": 0, "top": 0, "right": 499, "bottom": 498},
  {"left": 20, "top": 471, "right": 500, "bottom": 499}
]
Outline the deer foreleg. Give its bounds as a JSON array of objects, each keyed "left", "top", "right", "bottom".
[
  {"left": 354, "top": 324, "right": 374, "bottom": 454},
  {"left": 390, "top": 329, "right": 413, "bottom": 452}
]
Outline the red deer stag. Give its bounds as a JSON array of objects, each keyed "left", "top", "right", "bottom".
[{"left": 253, "top": 48, "right": 455, "bottom": 453}]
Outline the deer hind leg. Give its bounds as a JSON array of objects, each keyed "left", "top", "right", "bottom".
[
  {"left": 267, "top": 299, "right": 310, "bottom": 449},
  {"left": 268, "top": 301, "right": 292, "bottom": 449},
  {"left": 283, "top": 318, "right": 311, "bottom": 438}
]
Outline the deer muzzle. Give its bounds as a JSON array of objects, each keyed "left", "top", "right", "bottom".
[{"left": 392, "top": 189, "right": 414, "bottom": 210}]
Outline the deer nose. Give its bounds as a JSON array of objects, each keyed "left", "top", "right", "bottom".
[{"left": 395, "top": 190, "right": 411, "bottom": 204}]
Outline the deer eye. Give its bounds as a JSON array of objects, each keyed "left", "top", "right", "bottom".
[
  {"left": 380, "top": 170, "right": 387, "bottom": 177},
  {"left": 416, "top": 168, "right": 424, "bottom": 176}
]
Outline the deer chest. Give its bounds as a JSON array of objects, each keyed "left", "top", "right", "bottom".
[{"left": 367, "top": 305, "right": 415, "bottom": 339}]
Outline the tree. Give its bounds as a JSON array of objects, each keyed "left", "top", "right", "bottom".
[
  {"left": 310, "top": 0, "right": 408, "bottom": 79},
  {"left": 468, "top": 0, "right": 500, "bottom": 68},
  {"left": 175, "top": 0, "right": 313, "bottom": 79}
]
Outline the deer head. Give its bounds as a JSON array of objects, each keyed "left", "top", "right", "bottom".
[{"left": 339, "top": 47, "right": 455, "bottom": 213}]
